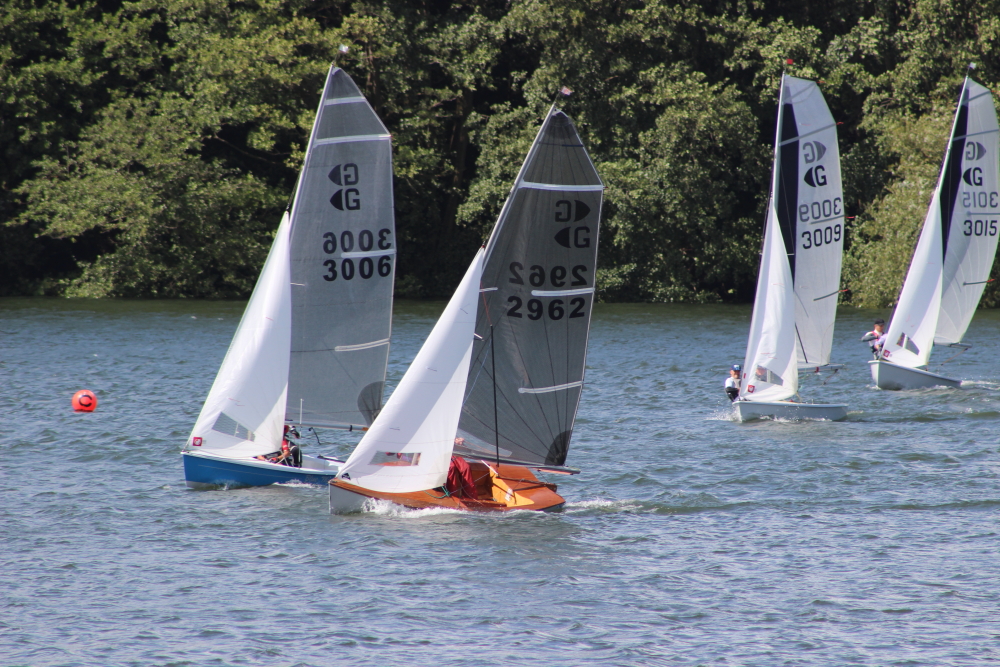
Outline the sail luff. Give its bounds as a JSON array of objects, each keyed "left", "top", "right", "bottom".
[{"left": 482, "top": 103, "right": 560, "bottom": 268}]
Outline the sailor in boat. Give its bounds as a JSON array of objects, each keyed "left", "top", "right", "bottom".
[
  {"left": 254, "top": 426, "right": 302, "bottom": 467},
  {"left": 724, "top": 364, "right": 741, "bottom": 402},
  {"left": 861, "top": 318, "right": 886, "bottom": 359}
]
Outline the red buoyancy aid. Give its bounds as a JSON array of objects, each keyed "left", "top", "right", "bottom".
[{"left": 445, "top": 455, "right": 477, "bottom": 499}]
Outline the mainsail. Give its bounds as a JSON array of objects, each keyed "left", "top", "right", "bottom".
[
  {"left": 776, "top": 76, "right": 845, "bottom": 369},
  {"left": 337, "top": 250, "right": 484, "bottom": 493},
  {"left": 882, "top": 77, "right": 1000, "bottom": 367},
  {"left": 739, "top": 76, "right": 802, "bottom": 403},
  {"left": 287, "top": 67, "right": 395, "bottom": 428},
  {"left": 455, "top": 107, "right": 603, "bottom": 468}
]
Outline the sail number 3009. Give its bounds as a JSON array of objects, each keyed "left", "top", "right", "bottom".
[{"left": 800, "top": 224, "right": 842, "bottom": 250}]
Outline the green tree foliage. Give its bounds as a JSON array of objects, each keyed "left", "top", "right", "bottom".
[{"left": 1, "top": 0, "right": 999, "bottom": 307}]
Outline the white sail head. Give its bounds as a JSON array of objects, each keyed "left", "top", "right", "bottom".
[
  {"left": 336, "top": 249, "right": 485, "bottom": 494},
  {"left": 287, "top": 66, "right": 395, "bottom": 429},
  {"left": 936, "top": 78, "right": 1000, "bottom": 345},
  {"left": 740, "top": 76, "right": 800, "bottom": 402},
  {"left": 187, "top": 213, "right": 292, "bottom": 458},
  {"left": 779, "top": 76, "right": 845, "bottom": 368}
]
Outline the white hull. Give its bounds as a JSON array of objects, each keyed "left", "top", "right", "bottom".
[
  {"left": 329, "top": 483, "right": 370, "bottom": 514},
  {"left": 868, "top": 360, "right": 960, "bottom": 390},
  {"left": 734, "top": 400, "right": 847, "bottom": 422}
]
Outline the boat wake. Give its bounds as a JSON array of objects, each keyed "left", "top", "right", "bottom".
[
  {"left": 563, "top": 498, "right": 644, "bottom": 514},
  {"left": 361, "top": 498, "right": 464, "bottom": 518}
]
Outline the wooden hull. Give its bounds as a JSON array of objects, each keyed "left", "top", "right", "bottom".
[
  {"left": 734, "top": 400, "right": 847, "bottom": 422},
  {"left": 329, "top": 460, "right": 565, "bottom": 513},
  {"left": 868, "top": 360, "right": 961, "bottom": 390}
]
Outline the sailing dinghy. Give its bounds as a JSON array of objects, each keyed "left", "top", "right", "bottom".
[
  {"left": 735, "top": 75, "right": 848, "bottom": 421},
  {"left": 870, "top": 74, "right": 1000, "bottom": 390},
  {"left": 183, "top": 66, "right": 396, "bottom": 488},
  {"left": 329, "top": 106, "right": 602, "bottom": 512}
]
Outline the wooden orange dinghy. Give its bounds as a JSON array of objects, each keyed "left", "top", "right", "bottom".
[
  {"left": 330, "top": 460, "right": 565, "bottom": 512},
  {"left": 329, "top": 104, "right": 602, "bottom": 514}
]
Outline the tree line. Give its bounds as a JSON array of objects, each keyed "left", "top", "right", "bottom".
[{"left": 2, "top": 0, "right": 999, "bottom": 306}]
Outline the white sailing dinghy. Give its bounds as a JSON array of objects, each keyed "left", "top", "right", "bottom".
[
  {"left": 735, "top": 75, "right": 848, "bottom": 421},
  {"left": 871, "top": 74, "right": 1000, "bottom": 390},
  {"left": 182, "top": 66, "right": 396, "bottom": 488},
  {"left": 329, "top": 106, "right": 602, "bottom": 512}
]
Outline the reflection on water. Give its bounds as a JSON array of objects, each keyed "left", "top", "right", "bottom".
[{"left": 2, "top": 298, "right": 999, "bottom": 666}]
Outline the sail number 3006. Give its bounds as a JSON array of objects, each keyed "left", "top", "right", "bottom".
[{"left": 321, "top": 229, "right": 392, "bottom": 281}]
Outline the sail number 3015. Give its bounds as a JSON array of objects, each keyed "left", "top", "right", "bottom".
[{"left": 963, "top": 219, "right": 998, "bottom": 236}]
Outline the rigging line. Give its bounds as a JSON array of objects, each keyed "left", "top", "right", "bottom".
[
  {"left": 794, "top": 325, "right": 809, "bottom": 365},
  {"left": 491, "top": 324, "right": 500, "bottom": 468}
]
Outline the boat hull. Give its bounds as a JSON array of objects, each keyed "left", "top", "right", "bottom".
[
  {"left": 734, "top": 400, "right": 847, "bottom": 422},
  {"left": 182, "top": 451, "right": 342, "bottom": 489},
  {"left": 329, "top": 461, "right": 565, "bottom": 513},
  {"left": 868, "top": 360, "right": 960, "bottom": 390}
]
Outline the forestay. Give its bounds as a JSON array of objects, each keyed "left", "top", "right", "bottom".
[
  {"left": 454, "top": 107, "right": 603, "bottom": 468},
  {"left": 740, "top": 78, "right": 799, "bottom": 403},
  {"left": 882, "top": 77, "right": 999, "bottom": 367},
  {"left": 188, "top": 213, "right": 293, "bottom": 458},
  {"left": 287, "top": 67, "right": 395, "bottom": 429},
  {"left": 337, "top": 250, "right": 484, "bottom": 493},
  {"left": 777, "top": 76, "right": 845, "bottom": 369}
]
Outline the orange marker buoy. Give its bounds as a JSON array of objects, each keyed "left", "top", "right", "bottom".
[{"left": 72, "top": 389, "right": 97, "bottom": 412}]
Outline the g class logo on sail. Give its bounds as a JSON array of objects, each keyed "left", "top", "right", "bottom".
[
  {"left": 963, "top": 167, "right": 984, "bottom": 187},
  {"left": 555, "top": 199, "right": 590, "bottom": 223},
  {"left": 329, "top": 163, "right": 360, "bottom": 210},
  {"left": 803, "top": 165, "right": 827, "bottom": 187},
  {"left": 803, "top": 141, "right": 827, "bottom": 164},
  {"left": 965, "top": 141, "right": 987, "bottom": 161}
]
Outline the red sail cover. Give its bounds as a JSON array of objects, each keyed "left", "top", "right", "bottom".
[{"left": 446, "top": 456, "right": 477, "bottom": 499}]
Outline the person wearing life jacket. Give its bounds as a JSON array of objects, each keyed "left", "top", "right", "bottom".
[
  {"left": 255, "top": 426, "right": 302, "bottom": 467},
  {"left": 861, "top": 318, "right": 886, "bottom": 359},
  {"left": 724, "top": 364, "right": 741, "bottom": 402}
]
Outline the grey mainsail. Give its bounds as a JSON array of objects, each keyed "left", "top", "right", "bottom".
[
  {"left": 455, "top": 107, "right": 603, "bottom": 468},
  {"left": 287, "top": 67, "right": 395, "bottom": 429}
]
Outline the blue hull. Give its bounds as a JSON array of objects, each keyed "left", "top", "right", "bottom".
[{"left": 182, "top": 452, "right": 338, "bottom": 489}]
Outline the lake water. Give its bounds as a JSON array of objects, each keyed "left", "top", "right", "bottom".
[{"left": 2, "top": 297, "right": 999, "bottom": 666}]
